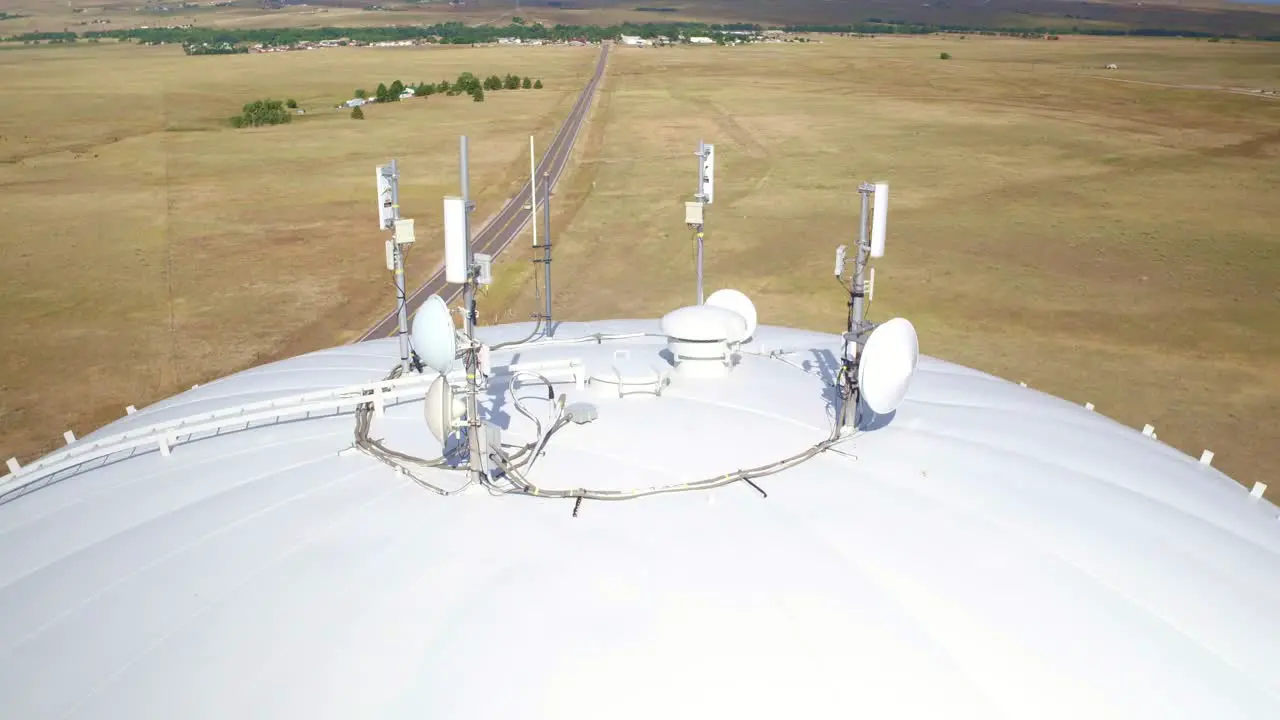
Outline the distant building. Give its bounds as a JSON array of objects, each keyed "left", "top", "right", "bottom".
[
  {"left": 619, "top": 34, "right": 646, "bottom": 46},
  {"left": 688, "top": 36, "right": 714, "bottom": 45}
]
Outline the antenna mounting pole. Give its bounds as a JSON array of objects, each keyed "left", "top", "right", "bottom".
[
  {"left": 541, "top": 170, "right": 554, "bottom": 336},
  {"left": 687, "top": 140, "right": 714, "bottom": 305},
  {"left": 839, "top": 182, "right": 876, "bottom": 431},
  {"left": 378, "top": 159, "right": 412, "bottom": 375},
  {"left": 459, "top": 136, "right": 484, "bottom": 483},
  {"left": 529, "top": 140, "right": 554, "bottom": 336}
]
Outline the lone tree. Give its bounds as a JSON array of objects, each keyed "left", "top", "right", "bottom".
[
  {"left": 230, "top": 99, "right": 292, "bottom": 128},
  {"left": 522, "top": 76, "right": 532, "bottom": 89},
  {"left": 351, "top": 105, "right": 364, "bottom": 120},
  {"left": 534, "top": 78, "right": 543, "bottom": 89},
  {"left": 285, "top": 98, "right": 298, "bottom": 109}
]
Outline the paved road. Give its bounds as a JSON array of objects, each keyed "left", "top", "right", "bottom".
[{"left": 359, "top": 42, "right": 611, "bottom": 342}]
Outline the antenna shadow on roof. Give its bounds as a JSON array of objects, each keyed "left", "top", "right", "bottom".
[{"left": 857, "top": 407, "right": 897, "bottom": 432}]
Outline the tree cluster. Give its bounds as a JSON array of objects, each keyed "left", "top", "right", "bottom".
[
  {"left": 355, "top": 72, "right": 543, "bottom": 106},
  {"left": 65, "top": 21, "right": 769, "bottom": 48},
  {"left": 482, "top": 73, "right": 537, "bottom": 91},
  {"left": 783, "top": 21, "right": 1264, "bottom": 41},
  {"left": 230, "top": 99, "right": 292, "bottom": 128},
  {"left": 23, "top": 17, "right": 1277, "bottom": 47}
]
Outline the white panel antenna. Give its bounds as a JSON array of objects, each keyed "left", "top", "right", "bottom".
[
  {"left": 870, "top": 182, "right": 889, "bottom": 258},
  {"left": 834, "top": 245, "right": 848, "bottom": 277},
  {"left": 376, "top": 166, "right": 395, "bottom": 230},
  {"left": 394, "top": 218, "right": 415, "bottom": 245},
  {"left": 857, "top": 317, "right": 919, "bottom": 415},
  {"left": 443, "top": 196, "right": 468, "bottom": 285},
  {"left": 384, "top": 240, "right": 395, "bottom": 271},
  {"left": 701, "top": 144, "right": 715, "bottom": 205},
  {"left": 870, "top": 181, "right": 890, "bottom": 257},
  {"left": 705, "top": 288, "right": 758, "bottom": 342},
  {"left": 411, "top": 294, "right": 457, "bottom": 374}
]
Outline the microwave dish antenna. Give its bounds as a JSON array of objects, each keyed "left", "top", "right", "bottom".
[
  {"left": 424, "top": 374, "right": 468, "bottom": 444},
  {"left": 411, "top": 294, "right": 457, "bottom": 375},
  {"left": 856, "top": 317, "right": 919, "bottom": 415},
  {"left": 705, "top": 288, "right": 757, "bottom": 342}
]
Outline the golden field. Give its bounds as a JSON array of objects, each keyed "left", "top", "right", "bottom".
[
  {"left": 492, "top": 35, "right": 1279, "bottom": 497},
  {"left": 0, "top": 31, "right": 1276, "bottom": 501},
  {"left": 0, "top": 40, "right": 598, "bottom": 459}
]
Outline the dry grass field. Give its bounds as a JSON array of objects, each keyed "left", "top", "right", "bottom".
[
  {"left": 490, "top": 35, "right": 1279, "bottom": 497},
  {"left": 1, "top": 29, "right": 1277, "bottom": 502},
  {"left": 0, "top": 40, "right": 597, "bottom": 460}
]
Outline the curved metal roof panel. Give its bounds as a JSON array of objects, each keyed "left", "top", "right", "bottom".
[{"left": 1, "top": 320, "right": 1277, "bottom": 719}]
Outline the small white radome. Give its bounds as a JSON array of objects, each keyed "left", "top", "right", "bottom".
[{"left": 0, "top": 318, "right": 1277, "bottom": 720}]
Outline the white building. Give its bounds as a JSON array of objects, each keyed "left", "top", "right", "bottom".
[
  {"left": 619, "top": 34, "right": 646, "bottom": 46},
  {"left": 1, "top": 288, "right": 1277, "bottom": 718},
  {"left": 687, "top": 36, "right": 715, "bottom": 44}
]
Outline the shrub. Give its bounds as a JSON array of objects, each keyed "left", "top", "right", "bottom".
[
  {"left": 522, "top": 76, "right": 532, "bottom": 89},
  {"left": 354, "top": 88, "right": 367, "bottom": 99},
  {"left": 534, "top": 78, "right": 543, "bottom": 89},
  {"left": 230, "top": 99, "right": 291, "bottom": 128},
  {"left": 940, "top": 52, "right": 951, "bottom": 60},
  {"left": 351, "top": 105, "right": 364, "bottom": 120},
  {"left": 286, "top": 98, "right": 298, "bottom": 109}
]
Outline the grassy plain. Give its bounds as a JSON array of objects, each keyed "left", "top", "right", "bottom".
[
  {"left": 3, "top": 0, "right": 1279, "bottom": 36},
  {"left": 0, "top": 40, "right": 597, "bottom": 459},
  {"left": 492, "top": 35, "right": 1280, "bottom": 497}
]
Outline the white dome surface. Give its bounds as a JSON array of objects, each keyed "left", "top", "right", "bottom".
[{"left": 1, "top": 319, "right": 1278, "bottom": 720}]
